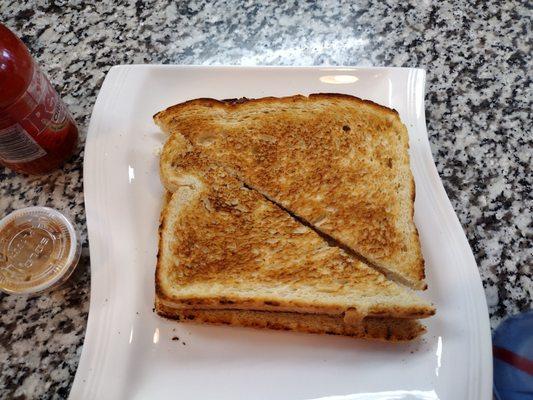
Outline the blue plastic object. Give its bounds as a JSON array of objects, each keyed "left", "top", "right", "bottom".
[{"left": 493, "top": 311, "right": 533, "bottom": 400}]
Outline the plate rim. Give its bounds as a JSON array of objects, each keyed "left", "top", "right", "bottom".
[{"left": 71, "top": 65, "right": 492, "bottom": 400}]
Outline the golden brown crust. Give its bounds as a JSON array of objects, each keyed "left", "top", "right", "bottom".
[
  {"left": 409, "top": 172, "right": 426, "bottom": 285},
  {"left": 155, "top": 193, "right": 171, "bottom": 303},
  {"left": 153, "top": 93, "right": 400, "bottom": 121},
  {"left": 155, "top": 301, "right": 426, "bottom": 342},
  {"left": 156, "top": 295, "right": 435, "bottom": 319},
  {"left": 155, "top": 93, "right": 426, "bottom": 289}
]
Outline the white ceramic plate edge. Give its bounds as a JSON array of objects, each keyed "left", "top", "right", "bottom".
[
  {"left": 71, "top": 65, "right": 492, "bottom": 400},
  {"left": 404, "top": 69, "right": 492, "bottom": 400}
]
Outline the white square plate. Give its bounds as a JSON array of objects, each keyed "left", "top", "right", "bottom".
[{"left": 71, "top": 66, "right": 492, "bottom": 400}]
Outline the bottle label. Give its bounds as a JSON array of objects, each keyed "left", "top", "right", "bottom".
[
  {"left": 0, "top": 67, "right": 72, "bottom": 165},
  {"left": 2, "top": 67, "right": 69, "bottom": 136},
  {"left": 0, "top": 123, "right": 46, "bottom": 163},
  {"left": 24, "top": 67, "right": 68, "bottom": 134}
]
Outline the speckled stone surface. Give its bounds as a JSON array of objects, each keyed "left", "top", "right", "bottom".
[{"left": 0, "top": 0, "right": 531, "bottom": 398}]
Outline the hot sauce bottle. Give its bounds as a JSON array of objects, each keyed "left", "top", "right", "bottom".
[{"left": 0, "top": 23, "right": 78, "bottom": 175}]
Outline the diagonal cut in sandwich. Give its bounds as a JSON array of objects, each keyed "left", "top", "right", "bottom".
[
  {"left": 154, "top": 94, "right": 427, "bottom": 290},
  {"left": 155, "top": 134, "right": 435, "bottom": 341}
]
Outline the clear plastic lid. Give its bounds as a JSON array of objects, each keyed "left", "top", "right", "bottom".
[{"left": 0, "top": 207, "right": 81, "bottom": 294}]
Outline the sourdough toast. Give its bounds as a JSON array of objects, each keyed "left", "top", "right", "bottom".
[
  {"left": 155, "top": 135, "right": 435, "bottom": 324},
  {"left": 155, "top": 94, "right": 425, "bottom": 289}
]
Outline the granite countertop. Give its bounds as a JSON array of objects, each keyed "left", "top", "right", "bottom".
[{"left": 0, "top": 1, "right": 531, "bottom": 398}]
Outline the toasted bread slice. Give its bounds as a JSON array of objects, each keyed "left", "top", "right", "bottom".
[
  {"left": 156, "top": 301, "right": 426, "bottom": 341},
  {"left": 155, "top": 135, "right": 435, "bottom": 323},
  {"left": 155, "top": 94, "right": 426, "bottom": 289}
]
